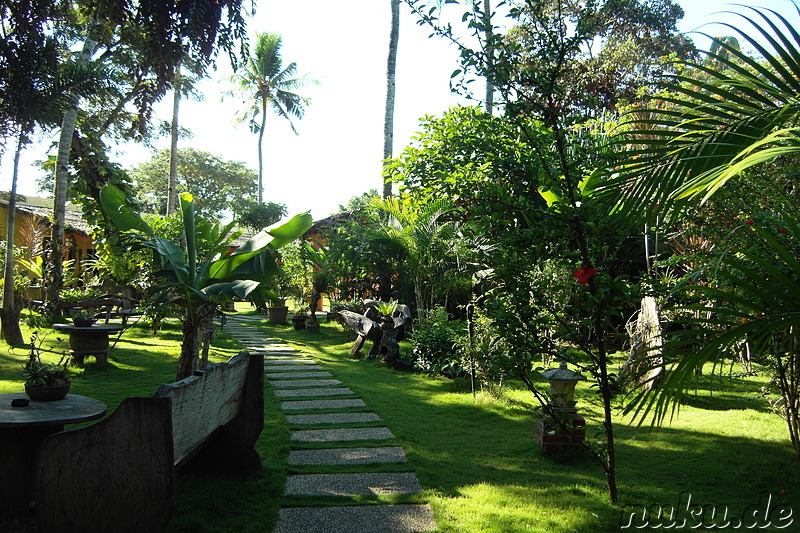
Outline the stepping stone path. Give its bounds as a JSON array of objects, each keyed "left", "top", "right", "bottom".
[{"left": 225, "top": 317, "right": 437, "bottom": 533}]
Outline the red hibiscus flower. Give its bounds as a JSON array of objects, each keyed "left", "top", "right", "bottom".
[{"left": 573, "top": 265, "right": 597, "bottom": 285}]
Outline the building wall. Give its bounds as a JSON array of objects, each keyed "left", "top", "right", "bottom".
[{"left": 0, "top": 205, "right": 95, "bottom": 269}]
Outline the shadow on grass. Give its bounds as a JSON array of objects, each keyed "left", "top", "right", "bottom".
[
  {"left": 124, "top": 319, "right": 796, "bottom": 533},
  {"left": 253, "top": 323, "right": 800, "bottom": 532}
]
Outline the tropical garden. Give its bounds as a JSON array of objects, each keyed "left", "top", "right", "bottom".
[{"left": 1, "top": 0, "right": 799, "bottom": 531}]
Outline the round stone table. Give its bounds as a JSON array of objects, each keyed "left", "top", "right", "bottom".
[
  {"left": 52, "top": 323, "right": 124, "bottom": 367},
  {"left": 0, "top": 393, "right": 107, "bottom": 515}
]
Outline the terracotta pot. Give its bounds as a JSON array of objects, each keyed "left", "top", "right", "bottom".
[
  {"left": 25, "top": 382, "right": 71, "bottom": 401},
  {"left": 267, "top": 306, "right": 289, "bottom": 324}
]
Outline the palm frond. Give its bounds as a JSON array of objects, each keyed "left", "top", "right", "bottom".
[
  {"left": 625, "top": 222, "right": 800, "bottom": 425},
  {"left": 601, "top": 6, "right": 800, "bottom": 224}
]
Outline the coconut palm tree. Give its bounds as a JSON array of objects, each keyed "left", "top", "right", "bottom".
[
  {"left": 167, "top": 63, "right": 204, "bottom": 215},
  {"left": 1, "top": 28, "right": 105, "bottom": 343},
  {"left": 232, "top": 32, "right": 314, "bottom": 203},
  {"left": 606, "top": 7, "right": 800, "bottom": 455},
  {"left": 383, "top": 0, "right": 401, "bottom": 198}
]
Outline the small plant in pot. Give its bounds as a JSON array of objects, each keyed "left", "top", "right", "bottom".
[
  {"left": 72, "top": 309, "right": 96, "bottom": 327},
  {"left": 373, "top": 299, "right": 398, "bottom": 320},
  {"left": 305, "top": 313, "right": 320, "bottom": 333},
  {"left": 21, "top": 338, "right": 72, "bottom": 401},
  {"left": 292, "top": 308, "right": 309, "bottom": 330}
]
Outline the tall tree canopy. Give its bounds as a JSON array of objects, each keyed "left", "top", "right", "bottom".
[
  {"left": 0, "top": 1, "right": 65, "bottom": 141},
  {"left": 25, "top": 0, "right": 253, "bottom": 316},
  {"left": 399, "top": 0, "right": 695, "bottom": 503},
  {"left": 130, "top": 148, "right": 258, "bottom": 218}
]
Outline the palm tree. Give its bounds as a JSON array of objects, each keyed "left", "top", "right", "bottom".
[
  {"left": 605, "top": 7, "right": 800, "bottom": 222},
  {"left": 607, "top": 7, "right": 800, "bottom": 455},
  {"left": 167, "top": 71, "right": 182, "bottom": 215},
  {"left": 167, "top": 62, "right": 204, "bottom": 215},
  {"left": 47, "top": 22, "right": 99, "bottom": 317},
  {"left": 370, "top": 196, "right": 476, "bottom": 319},
  {"left": 1, "top": 30, "right": 104, "bottom": 342},
  {"left": 232, "top": 32, "right": 314, "bottom": 203},
  {"left": 383, "top": 0, "right": 401, "bottom": 198}
]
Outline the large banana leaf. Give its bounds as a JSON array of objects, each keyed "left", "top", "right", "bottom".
[
  {"left": 264, "top": 211, "right": 313, "bottom": 250},
  {"left": 207, "top": 212, "right": 312, "bottom": 280},
  {"left": 212, "top": 250, "right": 281, "bottom": 283},
  {"left": 179, "top": 193, "right": 198, "bottom": 287},
  {"left": 100, "top": 185, "right": 154, "bottom": 237},
  {"left": 202, "top": 279, "right": 262, "bottom": 301}
]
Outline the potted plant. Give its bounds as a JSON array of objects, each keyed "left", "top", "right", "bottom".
[
  {"left": 22, "top": 339, "right": 72, "bottom": 401},
  {"left": 267, "top": 297, "right": 289, "bottom": 324},
  {"left": 305, "top": 313, "right": 320, "bottom": 333},
  {"left": 71, "top": 309, "right": 96, "bottom": 327},
  {"left": 291, "top": 308, "right": 309, "bottom": 330},
  {"left": 373, "top": 299, "right": 398, "bottom": 320},
  {"left": 259, "top": 264, "right": 292, "bottom": 324}
]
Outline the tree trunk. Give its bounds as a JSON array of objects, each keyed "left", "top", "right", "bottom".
[
  {"left": 2, "top": 133, "right": 25, "bottom": 345},
  {"left": 45, "top": 27, "right": 97, "bottom": 317},
  {"left": 44, "top": 108, "right": 77, "bottom": 317},
  {"left": 600, "top": 362, "right": 618, "bottom": 503},
  {"left": 167, "top": 76, "right": 181, "bottom": 215},
  {"left": 594, "top": 315, "right": 618, "bottom": 503},
  {"left": 382, "top": 0, "right": 400, "bottom": 198},
  {"left": 257, "top": 98, "right": 267, "bottom": 204},
  {"left": 176, "top": 303, "right": 216, "bottom": 380},
  {"left": 482, "top": 0, "right": 494, "bottom": 114},
  {"left": 200, "top": 322, "right": 213, "bottom": 369}
]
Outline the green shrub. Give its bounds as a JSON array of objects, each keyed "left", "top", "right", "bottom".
[
  {"left": 410, "top": 308, "right": 467, "bottom": 377},
  {"left": 61, "top": 286, "right": 104, "bottom": 303}
]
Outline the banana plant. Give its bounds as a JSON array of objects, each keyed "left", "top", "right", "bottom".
[{"left": 100, "top": 184, "right": 312, "bottom": 379}]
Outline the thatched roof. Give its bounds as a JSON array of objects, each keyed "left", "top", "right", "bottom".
[
  {"left": 305, "top": 210, "right": 359, "bottom": 237},
  {"left": 0, "top": 194, "right": 90, "bottom": 235}
]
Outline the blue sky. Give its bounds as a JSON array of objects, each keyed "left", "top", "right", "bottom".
[{"left": 3, "top": 0, "right": 798, "bottom": 220}]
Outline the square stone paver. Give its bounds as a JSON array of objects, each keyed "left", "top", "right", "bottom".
[
  {"left": 265, "top": 371, "right": 333, "bottom": 379},
  {"left": 247, "top": 346, "right": 301, "bottom": 352},
  {"left": 287, "top": 447, "right": 407, "bottom": 465},
  {"left": 273, "top": 505, "right": 436, "bottom": 533},
  {"left": 274, "top": 388, "right": 354, "bottom": 398},
  {"left": 270, "top": 379, "right": 342, "bottom": 388},
  {"left": 284, "top": 411, "right": 378, "bottom": 423},
  {"left": 284, "top": 473, "right": 422, "bottom": 496},
  {"left": 290, "top": 427, "right": 394, "bottom": 442},
  {"left": 280, "top": 399, "right": 366, "bottom": 410},
  {"left": 263, "top": 365, "right": 323, "bottom": 371}
]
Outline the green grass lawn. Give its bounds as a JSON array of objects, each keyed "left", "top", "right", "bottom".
[{"left": 1, "top": 308, "right": 798, "bottom": 532}]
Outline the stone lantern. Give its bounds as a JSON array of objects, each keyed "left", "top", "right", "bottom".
[
  {"left": 541, "top": 361, "right": 585, "bottom": 411},
  {"left": 535, "top": 360, "right": 587, "bottom": 453}
]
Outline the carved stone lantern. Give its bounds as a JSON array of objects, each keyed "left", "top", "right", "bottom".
[
  {"left": 535, "top": 360, "right": 587, "bottom": 453},
  {"left": 541, "top": 361, "right": 585, "bottom": 411}
]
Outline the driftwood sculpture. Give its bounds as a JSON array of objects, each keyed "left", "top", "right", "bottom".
[{"left": 339, "top": 300, "right": 411, "bottom": 366}]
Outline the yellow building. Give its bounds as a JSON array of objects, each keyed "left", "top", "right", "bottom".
[{"left": 0, "top": 193, "right": 95, "bottom": 275}]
